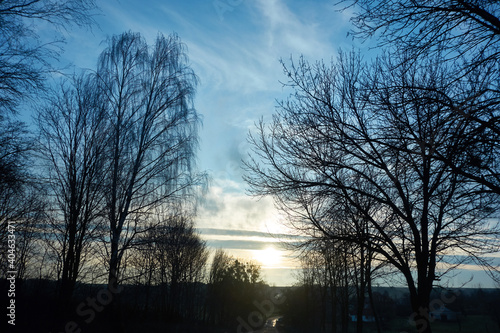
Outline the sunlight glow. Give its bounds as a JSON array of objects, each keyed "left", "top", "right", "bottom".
[{"left": 253, "top": 246, "right": 282, "bottom": 268}]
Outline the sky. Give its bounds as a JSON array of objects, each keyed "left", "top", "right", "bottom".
[{"left": 44, "top": 0, "right": 499, "bottom": 288}]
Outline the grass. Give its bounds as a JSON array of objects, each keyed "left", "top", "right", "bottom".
[{"left": 350, "top": 315, "right": 500, "bottom": 333}]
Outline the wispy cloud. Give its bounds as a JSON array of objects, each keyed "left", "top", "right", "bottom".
[
  {"left": 197, "top": 179, "right": 285, "bottom": 233},
  {"left": 255, "top": 0, "right": 336, "bottom": 58}
]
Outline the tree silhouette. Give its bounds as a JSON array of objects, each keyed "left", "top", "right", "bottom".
[
  {"left": 95, "top": 31, "right": 204, "bottom": 289},
  {"left": 0, "top": 0, "right": 97, "bottom": 112},
  {"left": 339, "top": 0, "right": 500, "bottom": 197},
  {"left": 37, "top": 74, "right": 108, "bottom": 305},
  {"left": 208, "top": 249, "right": 263, "bottom": 328},
  {"left": 154, "top": 215, "right": 208, "bottom": 319},
  {"left": 244, "top": 51, "right": 500, "bottom": 333}
]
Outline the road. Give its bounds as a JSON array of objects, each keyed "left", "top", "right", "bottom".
[{"left": 254, "top": 316, "right": 282, "bottom": 333}]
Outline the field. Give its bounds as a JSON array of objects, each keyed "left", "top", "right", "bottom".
[{"left": 356, "top": 315, "right": 500, "bottom": 333}]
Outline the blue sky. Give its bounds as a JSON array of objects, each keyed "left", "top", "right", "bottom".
[{"left": 46, "top": 0, "right": 499, "bottom": 287}]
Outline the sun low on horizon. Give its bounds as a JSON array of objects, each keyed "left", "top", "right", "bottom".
[{"left": 252, "top": 246, "right": 283, "bottom": 269}]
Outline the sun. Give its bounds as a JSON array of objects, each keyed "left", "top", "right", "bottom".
[{"left": 253, "top": 246, "right": 282, "bottom": 268}]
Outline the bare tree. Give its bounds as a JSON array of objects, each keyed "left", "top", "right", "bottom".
[
  {"left": 296, "top": 217, "right": 382, "bottom": 333},
  {"left": 340, "top": 0, "right": 500, "bottom": 67},
  {"left": 0, "top": 115, "right": 46, "bottom": 279},
  {"left": 127, "top": 223, "right": 158, "bottom": 312},
  {"left": 338, "top": 0, "right": 500, "bottom": 196},
  {"left": 0, "top": 116, "right": 31, "bottom": 231},
  {"left": 127, "top": 212, "right": 208, "bottom": 320},
  {"left": 36, "top": 74, "right": 108, "bottom": 304},
  {"left": 11, "top": 184, "right": 47, "bottom": 280},
  {"left": 244, "top": 52, "right": 500, "bottom": 333},
  {"left": 0, "top": 0, "right": 98, "bottom": 286},
  {"left": 0, "top": 0, "right": 97, "bottom": 112},
  {"left": 96, "top": 31, "right": 204, "bottom": 289},
  {"left": 154, "top": 215, "right": 208, "bottom": 319}
]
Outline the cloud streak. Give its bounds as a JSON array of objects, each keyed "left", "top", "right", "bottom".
[{"left": 197, "top": 179, "right": 285, "bottom": 234}]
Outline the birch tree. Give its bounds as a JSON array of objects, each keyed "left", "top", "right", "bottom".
[{"left": 96, "top": 31, "right": 203, "bottom": 288}]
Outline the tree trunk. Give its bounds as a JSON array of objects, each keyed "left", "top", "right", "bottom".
[
  {"left": 331, "top": 282, "right": 337, "bottom": 333},
  {"left": 406, "top": 271, "right": 433, "bottom": 333},
  {"left": 411, "top": 305, "right": 432, "bottom": 333},
  {"left": 60, "top": 213, "right": 78, "bottom": 306},
  {"left": 108, "top": 228, "right": 121, "bottom": 290},
  {"left": 341, "top": 251, "right": 350, "bottom": 333},
  {"left": 367, "top": 276, "right": 381, "bottom": 333},
  {"left": 356, "top": 244, "right": 365, "bottom": 333}
]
